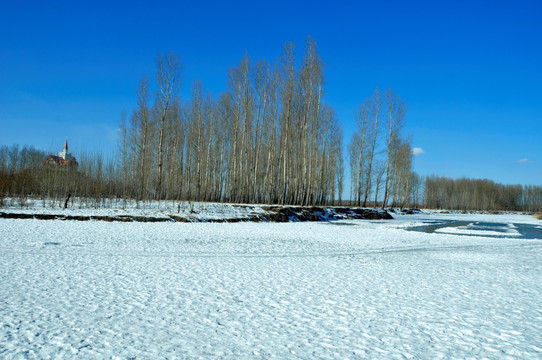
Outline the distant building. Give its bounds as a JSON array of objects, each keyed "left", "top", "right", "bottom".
[{"left": 43, "top": 139, "right": 79, "bottom": 168}]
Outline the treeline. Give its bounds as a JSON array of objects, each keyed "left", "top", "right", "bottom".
[
  {"left": 424, "top": 176, "right": 542, "bottom": 212},
  {"left": 0, "top": 145, "right": 48, "bottom": 206},
  {"left": 2, "top": 37, "right": 541, "bottom": 212},
  {"left": 348, "top": 88, "right": 422, "bottom": 209},
  {"left": 118, "top": 38, "right": 343, "bottom": 205},
  {"left": 1, "top": 38, "right": 419, "bottom": 208},
  {"left": 0, "top": 144, "right": 120, "bottom": 208}
]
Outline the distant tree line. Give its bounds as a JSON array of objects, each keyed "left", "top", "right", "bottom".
[
  {"left": 0, "top": 144, "right": 119, "bottom": 208},
  {"left": 424, "top": 176, "right": 542, "bottom": 212}
]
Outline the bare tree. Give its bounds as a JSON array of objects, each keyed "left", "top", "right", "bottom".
[
  {"left": 130, "top": 76, "right": 153, "bottom": 201},
  {"left": 372, "top": 159, "right": 386, "bottom": 207},
  {"left": 118, "top": 111, "right": 129, "bottom": 207},
  {"left": 382, "top": 88, "right": 405, "bottom": 208},
  {"left": 277, "top": 42, "right": 297, "bottom": 204},
  {"left": 155, "top": 52, "right": 183, "bottom": 199},
  {"left": 391, "top": 137, "right": 413, "bottom": 209}
]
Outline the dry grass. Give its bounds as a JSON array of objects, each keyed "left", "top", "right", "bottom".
[{"left": 534, "top": 213, "right": 542, "bottom": 220}]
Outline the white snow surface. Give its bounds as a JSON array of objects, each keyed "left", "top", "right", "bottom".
[
  {"left": 1, "top": 198, "right": 267, "bottom": 221},
  {"left": 1, "top": 212, "right": 542, "bottom": 359}
]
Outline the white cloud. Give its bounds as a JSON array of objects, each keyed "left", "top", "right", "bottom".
[
  {"left": 517, "top": 158, "right": 528, "bottom": 163},
  {"left": 412, "top": 147, "right": 425, "bottom": 156}
]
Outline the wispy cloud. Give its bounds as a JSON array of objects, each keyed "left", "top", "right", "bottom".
[
  {"left": 412, "top": 147, "right": 425, "bottom": 156},
  {"left": 517, "top": 158, "right": 528, "bottom": 163}
]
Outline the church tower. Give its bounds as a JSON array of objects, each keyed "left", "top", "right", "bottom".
[
  {"left": 43, "top": 138, "right": 78, "bottom": 168},
  {"left": 58, "top": 138, "right": 73, "bottom": 161}
]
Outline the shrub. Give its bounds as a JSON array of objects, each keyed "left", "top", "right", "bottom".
[{"left": 534, "top": 213, "right": 542, "bottom": 220}]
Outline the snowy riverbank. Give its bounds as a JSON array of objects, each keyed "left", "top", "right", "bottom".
[
  {"left": 0, "top": 198, "right": 393, "bottom": 222},
  {"left": 1, "top": 212, "right": 541, "bottom": 358}
]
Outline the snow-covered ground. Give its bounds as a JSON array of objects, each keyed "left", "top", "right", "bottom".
[
  {"left": 1, "top": 198, "right": 267, "bottom": 221},
  {"left": 1, "top": 212, "right": 542, "bottom": 359}
]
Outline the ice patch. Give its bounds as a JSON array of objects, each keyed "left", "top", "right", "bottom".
[{"left": 435, "top": 227, "right": 522, "bottom": 237}]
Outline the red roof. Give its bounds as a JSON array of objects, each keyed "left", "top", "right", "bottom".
[{"left": 43, "top": 155, "right": 78, "bottom": 167}]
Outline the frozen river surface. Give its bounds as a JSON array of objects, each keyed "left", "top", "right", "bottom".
[{"left": 1, "top": 213, "right": 542, "bottom": 359}]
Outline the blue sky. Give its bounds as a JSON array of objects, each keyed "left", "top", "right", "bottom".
[{"left": 1, "top": 0, "right": 541, "bottom": 186}]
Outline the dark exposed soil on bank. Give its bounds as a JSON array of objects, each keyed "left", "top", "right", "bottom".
[{"left": 0, "top": 206, "right": 393, "bottom": 223}]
